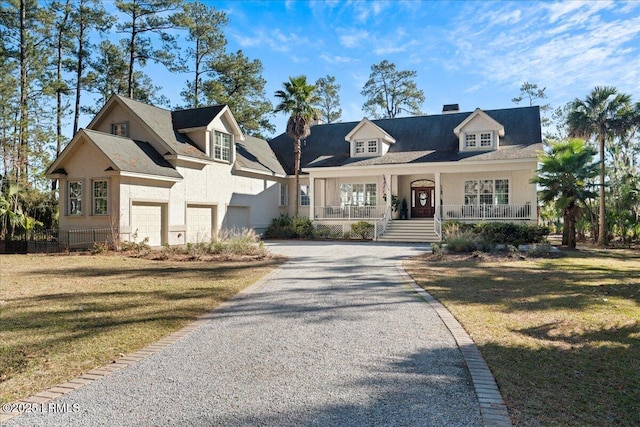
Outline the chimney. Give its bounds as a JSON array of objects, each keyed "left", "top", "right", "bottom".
[{"left": 442, "top": 104, "right": 460, "bottom": 114}]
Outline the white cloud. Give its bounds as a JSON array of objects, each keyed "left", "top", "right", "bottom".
[
  {"left": 339, "top": 29, "right": 370, "bottom": 48},
  {"left": 320, "top": 54, "right": 355, "bottom": 64}
]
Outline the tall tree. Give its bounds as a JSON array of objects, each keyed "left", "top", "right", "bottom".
[
  {"left": 533, "top": 139, "right": 598, "bottom": 248},
  {"left": 172, "top": 1, "right": 227, "bottom": 108},
  {"left": 275, "top": 76, "right": 318, "bottom": 216},
  {"left": 115, "top": 0, "right": 183, "bottom": 99},
  {"left": 361, "top": 60, "right": 424, "bottom": 119},
  {"left": 314, "top": 75, "right": 341, "bottom": 124},
  {"left": 568, "top": 86, "right": 633, "bottom": 246},
  {"left": 68, "top": 0, "right": 113, "bottom": 134},
  {"left": 198, "top": 50, "right": 274, "bottom": 137},
  {"left": 512, "top": 81, "right": 551, "bottom": 126}
]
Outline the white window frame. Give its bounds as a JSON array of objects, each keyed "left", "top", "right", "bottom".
[
  {"left": 213, "top": 130, "right": 232, "bottom": 162},
  {"left": 355, "top": 141, "right": 365, "bottom": 154},
  {"left": 110, "top": 122, "right": 128, "bottom": 137},
  {"left": 93, "top": 180, "right": 108, "bottom": 215},
  {"left": 299, "top": 184, "right": 310, "bottom": 206},
  {"left": 464, "top": 179, "right": 509, "bottom": 205},
  {"left": 465, "top": 131, "right": 494, "bottom": 149},
  {"left": 339, "top": 183, "right": 377, "bottom": 207},
  {"left": 279, "top": 183, "right": 288, "bottom": 206},
  {"left": 68, "top": 181, "right": 83, "bottom": 216},
  {"left": 367, "top": 140, "right": 378, "bottom": 154}
]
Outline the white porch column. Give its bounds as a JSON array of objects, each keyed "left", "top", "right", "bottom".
[
  {"left": 435, "top": 171, "right": 441, "bottom": 218},
  {"left": 531, "top": 167, "right": 538, "bottom": 222},
  {"left": 309, "top": 175, "right": 315, "bottom": 220}
]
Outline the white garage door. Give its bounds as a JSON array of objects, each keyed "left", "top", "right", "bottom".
[
  {"left": 131, "top": 203, "right": 163, "bottom": 246},
  {"left": 225, "top": 206, "right": 250, "bottom": 231},
  {"left": 187, "top": 206, "right": 213, "bottom": 243}
]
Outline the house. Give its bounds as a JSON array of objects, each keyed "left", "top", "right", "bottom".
[
  {"left": 47, "top": 95, "right": 287, "bottom": 247},
  {"left": 268, "top": 103, "right": 542, "bottom": 241},
  {"left": 46, "top": 97, "right": 541, "bottom": 246}
]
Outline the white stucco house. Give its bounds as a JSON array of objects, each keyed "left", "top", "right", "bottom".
[{"left": 46, "top": 96, "right": 542, "bottom": 246}]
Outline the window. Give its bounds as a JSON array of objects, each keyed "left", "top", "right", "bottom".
[
  {"left": 110, "top": 122, "right": 128, "bottom": 137},
  {"left": 214, "top": 131, "right": 231, "bottom": 162},
  {"left": 355, "top": 141, "right": 365, "bottom": 154},
  {"left": 464, "top": 179, "right": 509, "bottom": 205},
  {"left": 68, "top": 181, "right": 83, "bottom": 215},
  {"left": 299, "top": 184, "right": 310, "bottom": 206},
  {"left": 367, "top": 140, "right": 378, "bottom": 153},
  {"left": 340, "top": 183, "right": 377, "bottom": 206},
  {"left": 279, "top": 183, "right": 288, "bottom": 206},
  {"left": 465, "top": 133, "right": 476, "bottom": 148},
  {"left": 480, "top": 132, "right": 492, "bottom": 147},
  {"left": 93, "top": 180, "right": 108, "bottom": 215}
]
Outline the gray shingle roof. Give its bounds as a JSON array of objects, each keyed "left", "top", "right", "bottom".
[
  {"left": 172, "top": 105, "right": 225, "bottom": 130},
  {"left": 236, "top": 135, "right": 286, "bottom": 176},
  {"left": 268, "top": 106, "right": 542, "bottom": 173},
  {"left": 115, "top": 95, "right": 208, "bottom": 159},
  {"left": 84, "top": 129, "right": 182, "bottom": 179}
]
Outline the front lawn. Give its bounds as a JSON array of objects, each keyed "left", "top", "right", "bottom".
[
  {"left": 0, "top": 253, "right": 282, "bottom": 404},
  {"left": 405, "top": 249, "right": 640, "bottom": 426}
]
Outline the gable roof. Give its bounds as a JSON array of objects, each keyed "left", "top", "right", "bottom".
[
  {"left": 46, "top": 129, "right": 182, "bottom": 180},
  {"left": 235, "top": 135, "right": 286, "bottom": 176},
  {"left": 268, "top": 106, "right": 542, "bottom": 173},
  {"left": 344, "top": 117, "right": 396, "bottom": 143},
  {"left": 172, "top": 105, "right": 226, "bottom": 130},
  {"left": 90, "top": 95, "right": 208, "bottom": 160}
]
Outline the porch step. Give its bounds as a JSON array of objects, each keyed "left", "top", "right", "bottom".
[{"left": 378, "top": 219, "right": 441, "bottom": 243}]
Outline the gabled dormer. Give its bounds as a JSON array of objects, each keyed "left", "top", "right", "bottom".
[
  {"left": 454, "top": 108, "right": 505, "bottom": 152},
  {"left": 344, "top": 118, "right": 396, "bottom": 158},
  {"left": 172, "top": 105, "right": 245, "bottom": 164}
]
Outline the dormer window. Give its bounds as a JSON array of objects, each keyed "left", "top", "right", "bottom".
[
  {"left": 464, "top": 131, "right": 494, "bottom": 149},
  {"left": 355, "top": 141, "right": 365, "bottom": 154},
  {"left": 213, "top": 130, "right": 232, "bottom": 162},
  {"left": 354, "top": 139, "right": 378, "bottom": 156},
  {"left": 367, "top": 140, "right": 378, "bottom": 153},
  {"left": 345, "top": 118, "right": 395, "bottom": 158},
  {"left": 110, "top": 122, "right": 128, "bottom": 137}
]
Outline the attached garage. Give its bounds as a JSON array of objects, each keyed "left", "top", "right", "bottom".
[
  {"left": 225, "top": 206, "right": 250, "bottom": 231},
  {"left": 186, "top": 205, "right": 215, "bottom": 243},
  {"left": 131, "top": 202, "right": 165, "bottom": 246}
]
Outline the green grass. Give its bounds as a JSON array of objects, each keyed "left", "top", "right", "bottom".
[
  {"left": 0, "top": 253, "right": 282, "bottom": 404},
  {"left": 404, "top": 249, "right": 640, "bottom": 426}
]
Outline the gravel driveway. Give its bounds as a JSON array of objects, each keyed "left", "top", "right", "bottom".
[{"left": 7, "top": 241, "right": 482, "bottom": 426}]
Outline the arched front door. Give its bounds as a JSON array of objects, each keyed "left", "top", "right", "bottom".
[{"left": 411, "top": 180, "right": 435, "bottom": 218}]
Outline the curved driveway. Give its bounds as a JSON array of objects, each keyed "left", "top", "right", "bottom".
[{"left": 7, "top": 241, "right": 482, "bottom": 426}]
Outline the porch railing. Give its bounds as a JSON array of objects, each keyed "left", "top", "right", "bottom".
[
  {"left": 374, "top": 204, "right": 392, "bottom": 241},
  {"left": 440, "top": 204, "right": 532, "bottom": 220},
  {"left": 314, "top": 205, "right": 386, "bottom": 220}
]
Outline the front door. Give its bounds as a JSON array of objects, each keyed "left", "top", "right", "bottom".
[{"left": 411, "top": 187, "right": 435, "bottom": 218}]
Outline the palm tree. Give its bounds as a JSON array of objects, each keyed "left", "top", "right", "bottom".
[
  {"left": 567, "top": 86, "right": 632, "bottom": 246},
  {"left": 533, "top": 139, "right": 598, "bottom": 248},
  {"left": 274, "top": 76, "right": 318, "bottom": 216}
]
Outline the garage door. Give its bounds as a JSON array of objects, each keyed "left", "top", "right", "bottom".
[
  {"left": 225, "top": 206, "right": 250, "bottom": 230},
  {"left": 187, "top": 206, "right": 213, "bottom": 243},
  {"left": 131, "top": 203, "right": 163, "bottom": 246}
]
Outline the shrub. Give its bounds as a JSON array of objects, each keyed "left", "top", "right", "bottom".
[
  {"left": 264, "top": 214, "right": 314, "bottom": 239},
  {"left": 444, "top": 229, "right": 482, "bottom": 253},
  {"left": 350, "top": 221, "right": 374, "bottom": 239},
  {"left": 121, "top": 231, "right": 150, "bottom": 254}
]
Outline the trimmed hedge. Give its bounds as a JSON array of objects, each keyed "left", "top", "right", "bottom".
[{"left": 443, "top": 221, "right": 550, "bottom": 249}]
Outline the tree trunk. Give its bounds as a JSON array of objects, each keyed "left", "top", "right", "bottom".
[
  {"left": 127, "top": 15, "right": 137, "bottom": 99},
  {"left": 597, "top": 133, "right": 606, "bottom": 247},
  {"left": 562, "top": 213, "right": 569, "bottom": 246},
  {"left": 54, "top": 1, "right": 70, "bottom": 192},
  {"left": 194, "top": 38, "right": 200, "bottom": 108},
  {"left": 294, "top": 138, "right": 300, "bottom": 217},
  {"left": 18, "top": 0, "right": 28, "bottom": 183},
  {"left": 73, "top": 2, "right": 86, "bottom": 135}
]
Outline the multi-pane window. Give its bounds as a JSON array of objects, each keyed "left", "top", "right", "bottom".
[
  {"left": 367, "top": 140, "right": 377, "bottom": 153},
  {"left": 279, "top": 183, "right": 288, "bottom": 206},
  {"left": 214, "top": 131, "right": 231, "bottom": 162},
  {"left": 465, "top": 133, "right": 477, "bottom": 148},
  {"left": 110, "top": 122, "right": 128, "bottom": 137},
  {"left": 93, "top": 181, "right": 108, "bottom": 215},
  {"left": 339, "top": 183, "right": 377, "bottom": 206},
  {"left": 464, "top": 179, "right": 509, "bottom": 205},
  {"left": 68, "top": 181, "right": 83, "bottom": 215},
  {"left": 480, "top": 132, "right": 492, "bottom": 147},
  {"left": 299, "top": 184, "right": 310, "bottom": 206},
  {"left": 355, "top": 141, "right": 365, "bottom": 154}
]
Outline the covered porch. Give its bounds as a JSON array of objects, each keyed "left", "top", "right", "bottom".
[{"left": 306, "top": 167, "right": 538, "bottom": 241}]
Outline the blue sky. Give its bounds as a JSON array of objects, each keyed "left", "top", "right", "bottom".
[{"left": 109, "top": 0, "right": 640, "bottom": 136}]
